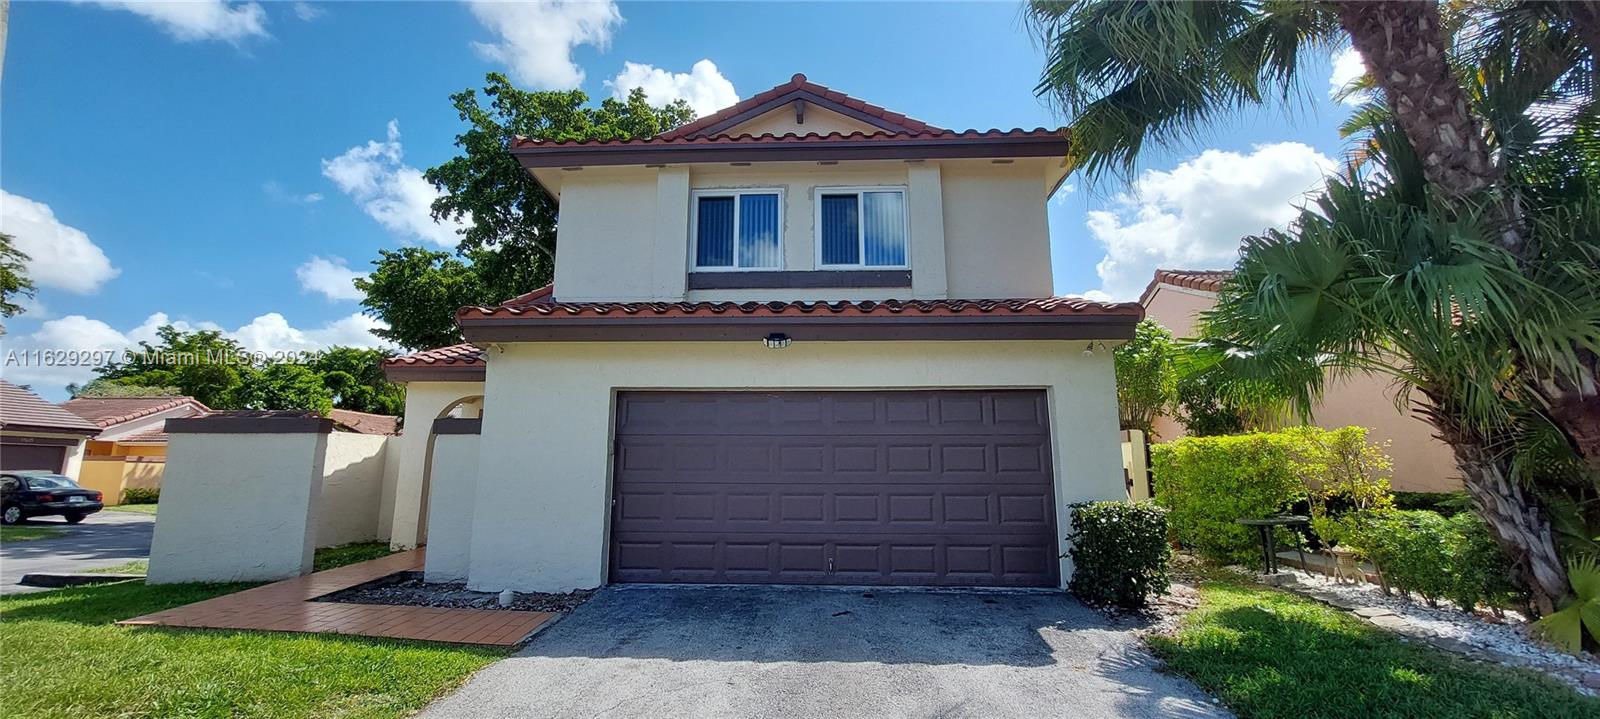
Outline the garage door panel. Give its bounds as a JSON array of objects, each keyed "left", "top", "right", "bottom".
[
  {"left": 610, "top": 391, "right": 1057, "bottom": 587},
  {"left": 1, "top": 443, "right": 67, "bottom": 472},
  {"left": 615, "top": 484, "right": 1055, "bottom": 534}
]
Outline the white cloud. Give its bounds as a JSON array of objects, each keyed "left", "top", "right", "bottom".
[
  {"left": 81, "top": 1, "right": 268, "bottom": 43},
  {"left": 322, "top": 121, "right": 467, "bottom": 247},
  {"left": 1066, "top": 290, "right": 1114, "bottom": 303},
  {"left": 1329, "top": 47, "right": 1371, "bottom": 105},
  {"left": 3, "top": 310, "right": 388, "bottom": 396},
  {"left": 291, "top": 2, "right": 324, "bottom": 21},
  {"left": 263, "top": 181, "right": 323, "bottom": 205},
  {"left": 296, "top": 256, "right": 366, "bottom": 302},
  {"left": 0, "top": 190, "right": 121, "bottom": 294},
  {"left": 606, "top": 60, "right": 738, "bottom": 118},
  {"left": 467, "top": 0, "right": 622, "bottom": 89},
  {"left": 1084, "top": 142, "right": 1336, "bottom": 300}
]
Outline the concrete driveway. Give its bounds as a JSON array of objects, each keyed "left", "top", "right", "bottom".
[
  {"left": 419, "top": 585, "right": 1226, "bottom": 719},
  {"left": 0, "top": 511, "right": 154, "bottom": 595}
]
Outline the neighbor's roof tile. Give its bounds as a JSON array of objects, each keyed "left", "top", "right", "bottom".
[
  {"left": 61, "top": 396, "right": 210, "bottom": 428},
  {"left": 1, "top": 380, "right": 101, "bottom": 433}
]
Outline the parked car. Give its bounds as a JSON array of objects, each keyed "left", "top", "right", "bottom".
[{"left": 1, "top": 471, "right": 104, "bottom": 525}]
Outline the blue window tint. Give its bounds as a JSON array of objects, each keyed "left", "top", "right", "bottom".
[
  {"left": 738, "top": 193, "right": 781, "bottom": 268},
  {"left": 695, "top": 196, "right": 734, "bottom": 267},
  {"left": 862, "top": 191, "right": 906, "bottom": 266},
  {"left": 819, "top": 194, "right": 859, "bottom": 265}
]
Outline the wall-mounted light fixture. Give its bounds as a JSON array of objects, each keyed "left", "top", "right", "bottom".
[
  {"left": 764, "top": 332, "right": 792, "bottom": 350},
  {"left": 1081, "top": 341, "right": 1107, "bottom": 357}
]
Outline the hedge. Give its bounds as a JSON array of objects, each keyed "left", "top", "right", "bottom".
[
  {"left": 121, "top": 487, "right": 160, "bottom": 505},
  {"left": 1065, "top": 501, "right": 1171, "bottom": 609},
  {"left": 1152, "top": 433, "right": 1307, "bottom": 564},
  {"left": 1343, "top": 509, "right": 1522, "bottom": 610}
]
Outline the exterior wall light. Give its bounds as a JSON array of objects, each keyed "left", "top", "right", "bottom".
[
  {"left": 1082, "top": 341, "right": 1107, "bottom": 357},
  {"left": 764, "top": 333, "right": 792, "bottom": 350}
]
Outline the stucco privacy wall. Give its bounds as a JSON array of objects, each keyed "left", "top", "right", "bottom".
[
  {"left": 423, "top": 431, "right": 480, "bottom": 582},
  {"left": 465, "top": 340, "right": 1125, "bottom": 593},
  {"left": 317, "top": 432, "right": 388, "bottom": 547},
  {"left": 388, "top": 381, "right": 485, "bottom": 549},
  {"left": 147, "top": 429, "right": 326, "bottom": 583}
]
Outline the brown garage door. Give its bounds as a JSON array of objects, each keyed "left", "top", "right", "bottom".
[
  {"left": 1, "top": 443, "right": 67, "bottom": 472},
  {"left": 609, "top": 390, "right": 1058, "bottom": 587}
]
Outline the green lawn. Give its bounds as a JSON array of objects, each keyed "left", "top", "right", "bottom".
[
  {"left": 86, "top": 559, "right": 149, "bottom": 575},
  {"left": 106, "top": 503, "right": 158, "bottom": 515},
  {"left": 313, "top": 542, "right": 397, "bottom": 571},
  {"left": 1, "top": 525, "right": 66, "bottom": 542},
  {"left": 0, "top": 545, "right": 504, "bottom": 718},
  {"left": 1150, "top": 577, "right": 1600, "bottom": 719}
]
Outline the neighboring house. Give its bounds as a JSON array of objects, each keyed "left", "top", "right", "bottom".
[
  {"left": 0, "top": 380, "right": 100, "bottom": 477},
  {"left": 379, "top": 74, "right": 1143, "bottom": 594},
  {"left": 1140, "top": 269, "right": 1462, "bottom": 493},
  {"left": 329, "top": 409, "right": 400, "bottom": 436},
  {"left": 61, "top": 396, "right": 211, "bottom": 504}
]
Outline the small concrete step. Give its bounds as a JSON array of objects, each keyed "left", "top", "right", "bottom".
[{"left": 19, "top": 572, "right": 145, "bottom": 588}]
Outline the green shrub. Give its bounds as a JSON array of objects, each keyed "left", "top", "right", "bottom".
[
  {"left": 1344, "top": 509, "right": 1521, "bottom": 610},
  {"left": 1152, "top": 433, "right": 1307, "bottom": 564},
  {"left": 1066, "top": 501, "right": 1171, "bottom": 609},
  {"left": 1392, "top": 491, "right": 1470, "bottom": 517},
  {"left": 121, "top": 487, "right": 160, "bottom": 505}
]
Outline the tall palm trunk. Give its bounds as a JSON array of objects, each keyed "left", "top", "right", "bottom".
[
  {"left": 1422, "top": 393, "right": 1568, "bottom": 613},
  {"left": 1333, "top": 1, "right": 1500, "bottom": 199}
]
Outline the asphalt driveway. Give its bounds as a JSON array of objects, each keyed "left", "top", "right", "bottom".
[
  {"left": 419, "top": 585, "right": 1226, "bottom": 719},
  {"left": 0, "top": 511, "right": 154, "bottom": 595}
]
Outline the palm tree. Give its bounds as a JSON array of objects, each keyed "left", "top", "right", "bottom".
[{"left": 1029, "top": 0, "right": 1598, "bottom": 611}]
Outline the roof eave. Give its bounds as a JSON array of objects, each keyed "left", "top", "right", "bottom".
[
  {"left": 457, "top": 313, "right": 1140, "bottom": 344},
  {"left": 512, "top": 135, "right": 1071, "bottom": 170}
]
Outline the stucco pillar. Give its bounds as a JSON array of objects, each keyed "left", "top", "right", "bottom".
[
  {"left": 147, "top": 415, "right": 331, "bottom": 583},
  {"left": 422, "top": 422, "right": 481, "bottom": 582},
  {"left": 651, "top": 166, "right": 691, "bottom": 301}
]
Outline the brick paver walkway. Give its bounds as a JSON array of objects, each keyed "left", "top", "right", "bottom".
[{"left": 119, "top": 549, "right": 553, "bottom": 646}]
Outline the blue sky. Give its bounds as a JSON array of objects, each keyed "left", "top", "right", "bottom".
[{"left": 1, "top": 1, "right": 1364, "bottom": 398}]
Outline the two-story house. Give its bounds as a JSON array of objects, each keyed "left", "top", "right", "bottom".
[{"left": 381, "top": 75, "right": 1143, "bottom": 593}]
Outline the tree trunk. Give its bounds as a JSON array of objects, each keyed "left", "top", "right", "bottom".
[
  {"left": 1332, "top": 1, "right": 1500, "bottom": 200},
  {"left": 1423, "top": 400, "right": 1569, "bottom": 614},
  {"left": 1535, "top": 350, "right": 1600, "bottom": 477}
]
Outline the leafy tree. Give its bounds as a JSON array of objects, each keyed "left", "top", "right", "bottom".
[
  {"left": 1113, "top": 320, "right": 1179, "bottom": 435},
  {"left": 96, "top": 326, "right": 256, "bottom": 409},
  {"left": 356, "top": 248, "right": 490, "bottom": 351},
  {"left": 357, "top": 77, "right": 697, "bottom": 351},
  {"left": 1028, "top": 0, "right": 1599, "bottom": 612},
  {"left": 66, "top": 379, "right": 184, "bottom": 399},
  {"left": 0, "top": 232, "right": 35, "bottom": 327},
  {"left": 307, "top": 346, "right": 405, "bottom": 416},
  {"left": 237, "top": 363, "right": 334, "bottom": 415}
]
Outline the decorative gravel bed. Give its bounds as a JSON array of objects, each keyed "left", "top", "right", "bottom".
[
  {"left": 316, "top": 571, "right": 593, "bottom": 613},
  {"left": 1278, "top": 568, "right": 1600, "bottom": 693}
]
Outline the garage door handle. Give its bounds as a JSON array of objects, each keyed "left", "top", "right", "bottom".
[{"left": 827, "top": 558, "right": 834, "bottom": 575}]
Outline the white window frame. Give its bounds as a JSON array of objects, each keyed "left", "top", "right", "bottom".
[
  {"left": 689, "top": 188, "right": 786, "bottom": 272},
  {"left": 812, "top": 185, "right": 911, "bottom": 270}
]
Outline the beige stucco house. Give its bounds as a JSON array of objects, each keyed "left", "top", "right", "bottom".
[
  {"left": 0, "top": 379, "right": 99, "bottom": 477},
  {"left": 380, "top": 75, "right": 1143, "bottom": 594},
  {"left": 1140, "top": 269, "right": 1462, "bottom": 493}
]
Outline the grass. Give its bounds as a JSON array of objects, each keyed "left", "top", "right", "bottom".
[
  {"left": 106, "top": 503, "right": 158, "bottom": 515},
  {"left": 1149, "top": 575, "right": 1600, "bottom": 719},
  {"left": 314, "top": 542, "right": 398, "bottom": 571},
  {"left": 1, "top": 525, "right": 67, "bottom": 542},
  {"left": 86, "top": 559, "right": 149, "bottom": 575},
  {"left": 0, "top": 553, "right": 505, "bottom": 717}
]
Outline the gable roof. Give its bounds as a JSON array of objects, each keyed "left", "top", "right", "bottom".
[
  {"left": 661, "top": 73, "right": 941, "bottom": 140},
  {"left": 1138, "top": 269, "right": 1234, "bottom": 306},
  {"left": 329, "top": 409, "right": 400, "bottom": 436},
  {"left": 511, "top": 74, "right": 1070, "bottom": 175},
  {"left": 0, "top": 380, "right": 101, "bottom": 435},
  {"left": 61, "top": 396, "right": 211, "bottom": 428}
]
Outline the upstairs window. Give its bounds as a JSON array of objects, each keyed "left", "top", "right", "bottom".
[
  {"left": 817, "top": 188, "right": 907, "bottom": 268},
  {"left": 693, "top": 190, "right": 782, "bottom": 270}
]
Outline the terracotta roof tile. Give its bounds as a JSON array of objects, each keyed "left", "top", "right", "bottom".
[
  {"left": 382, "top": 343, "right": 485, "bottom": 369},
  {"left": 116, "top": 426, "right": 172, "bottom": 444},
  {"left": 1140, "top": 269, "right": 1234, "bottom": 305},
  {"left": 61, "top": 396, "right": 211, "bottom": 428},
  {"left": 511, "top": 126, "right": 1065, "bottom": 151},
  {"left": 459, "top": 288, "right": 1142, "bottom": 322},
  {"left": 0, "top": 380, "right": 101, "bottom": 434},
  {"left": 329, "top": 409, "right": 400, "bottom": 436}
]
